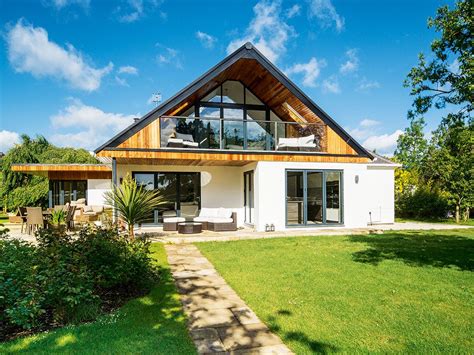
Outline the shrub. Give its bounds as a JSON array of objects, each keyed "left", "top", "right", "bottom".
[
  {"left": 396, "top": 188, "right": 449, "bottom": 219},
  {"left": 0, "top": 226, "right": 158, "bottom": 339}
]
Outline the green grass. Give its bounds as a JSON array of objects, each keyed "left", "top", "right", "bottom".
[
  {"left": 0, "top": 214, "right": 8, "bottom": 224},
  {"left": 396, "top": 217, "right": 474, "bottom": 226},
  {"left": 198, "top": 229, "right": 474, "bottom": 353},
  {"left": 0, "top": 243, "right": 196, "bottom": 354}
]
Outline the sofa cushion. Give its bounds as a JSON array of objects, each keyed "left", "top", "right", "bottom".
[
  {"left": 175, "top": 132, "right": 195, "bottom": 142},
  {"left": 164, "top": 217, "right": 185, "bottom": 223},
  {"left": 298, "top": 135, "right": 315, "bottom": 146},
  {"left": 83, "top": 205, "right": 94, "bottom": 213},
  {"left": 278, "top": 137, "right": 299, "bottom": 147},
  {"left": 193, "top": 216, "right": 209, "bottom": 222},
  {"left": 91, "top": 205, "right": 104, "bottom": 213},
  {"left": 207, "top": 217, "right": 233, "bottom": 223},
  {"left": 217, "top": 208, "right": 232, "bottom": 218},
  {"left": 199, "top": 208, "right": 219, "bottom": 218}
]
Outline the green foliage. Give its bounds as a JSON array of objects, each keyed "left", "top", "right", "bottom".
[
  {"left": 396, "top": 188, "right": 449, "bottom": 219},
  {"left": 0, "top": 227, "right": 158, "bottom": 338},
  {"left": 396, "top": 1, "right": 473, "bottom": 222},
  {"left": 104, "top": 174, "right": 167, "bottom": 239},
  {"left": 50, "top": 209, "right": 66, "bottom": 226},
  {"left": 0, "top": 135, "right": 99, "bottom": 211},
  {"left": 4, "top": 178, "right": 49, "bottom": 211}
]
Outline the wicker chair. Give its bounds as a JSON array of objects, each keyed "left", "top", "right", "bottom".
[
  {"left": 26, "top": 207, "right": 44, "bottom": 235},
  {"left": 65, "top": 205, "right": 76, "bottom": 231}
]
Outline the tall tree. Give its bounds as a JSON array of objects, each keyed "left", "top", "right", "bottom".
[{"left": 400, "top": 0, "right": 473, "bottom": 222}]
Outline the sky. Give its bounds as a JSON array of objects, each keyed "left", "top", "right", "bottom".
[{"left": 0, "top": 0, "right": 455, "bottom": 155}]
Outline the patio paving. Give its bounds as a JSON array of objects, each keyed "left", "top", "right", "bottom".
[{"left": 165, "top": 244, "right": 293, "bottom": 354}]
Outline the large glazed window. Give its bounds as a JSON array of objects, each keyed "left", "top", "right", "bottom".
[
  {"left": 286, "top": 170, "right": 343, "bottom": 226},
  {"left": 133, "top": 172, "right": 201, "bottom": 224},
  {"left": 49, "top": 180, "right": 87, "bottom": 207}
]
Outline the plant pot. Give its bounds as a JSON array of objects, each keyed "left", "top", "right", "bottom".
[{"left": 49, "top": 224, "right": 66, "bottom": 233}]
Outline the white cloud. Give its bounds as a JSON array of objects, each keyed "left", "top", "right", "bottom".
[
  {"left": 45, "top": 0, "right": 90, "bottom": 10},
  {"left": 196, "top": 31, "right": 217, "bottom": 49},
  {"left": 357, "top": 78, "right": 380, "bottom": 91},
  {"left": 322, "top": 76, "right": 340, "bottom": 94},
  {"left": 286, "top": 4, "right": 301, "bottom": 18},
  {"left": 115, "top": 76, "right": 129, "bottom": 86},
  {"left": 156, "top": 46, "right": 182, "bottom": 69},
  {"left": 116, "top": 0, "right": 162, "bottom": 23},
  {"left": 360, "top": 119, "right": 380, "bottom": 127},
  {"left": 347, "top": 119, "right": 401, "bottom": 154},
  {"left": 49, "top": 99, "right": 136, "bottom": 149},
  {"left": 6, "top": 20, "right": 113, "bottom": 91},
  {"left": 362, "top": 130, "right": 403, "bottom": 154},
  {"left": 0, "top": 130, "right": 21, "bottom": 153},
  {"left": 227, "top": 0, "right": 296, "bottom": 63},
  {"left": 308, "top": 0, "right": 345, "bottom": 32},
  {"left": 285, "top": 57, "right": 326, "bottom": 87},
  {"left": 118, "top": 65, "right": 138, "bottom": 75},
  {"left": 339, "top": 48, "right": 359, "bottom": 74},
  {"left": 146, "top": 93, "right": 162, "bottom": 105}
]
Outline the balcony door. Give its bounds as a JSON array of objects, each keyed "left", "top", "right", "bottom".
[
  {"left": 286, "top": 170, "right": 342, "bottom": 226},
  {"left": 133, "top": 172, "right": 200, "bottom": 224}
]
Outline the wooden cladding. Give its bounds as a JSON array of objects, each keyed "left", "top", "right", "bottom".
[
  {"left": 97, "top": 149, "right": 370, "bottom": 165},
  {"left": 118, "top": 119, "right": 161, "bottom": 149}
]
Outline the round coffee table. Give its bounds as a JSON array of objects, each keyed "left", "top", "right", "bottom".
[{"left": 178, "top": 222, "right": 202, "bottom": 234}]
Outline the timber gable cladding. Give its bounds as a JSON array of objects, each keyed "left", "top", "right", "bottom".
[{"left": 97, "top": 43, "right": 370, "bottom": 163}]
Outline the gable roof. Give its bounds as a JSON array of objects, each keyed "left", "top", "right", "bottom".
[{"left": 95, "top": 42, "right": 373, "bottom": 158}]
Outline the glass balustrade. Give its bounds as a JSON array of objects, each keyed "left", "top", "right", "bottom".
[{"left": 160, "top": 116, "right": 325, "bottom": 152}]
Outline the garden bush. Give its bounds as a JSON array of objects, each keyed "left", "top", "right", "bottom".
[
  {"left": 396, "top": 188, "right": 449, "bottom": 219},
  {"left": 0, "top": 226, "right": 158, "bottom": 340}
]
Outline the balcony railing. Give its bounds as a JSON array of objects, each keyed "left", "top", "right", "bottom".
[{"left": 160, "top": 115, "right": 326, "bottom": 152}]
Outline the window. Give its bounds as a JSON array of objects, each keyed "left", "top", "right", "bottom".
[
  {"left": 286, "top": 170, "right": 343, "bottom": 226},
  {"left": 49, "top": 180, "right": 87, "bottom": 207},
  {"left": 133, "top": 172, "right": 201, "bottom": 224}
]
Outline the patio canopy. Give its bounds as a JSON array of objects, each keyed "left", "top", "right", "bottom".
[{"left": 11, "top": 164, "right": 112, "bottom": 180}]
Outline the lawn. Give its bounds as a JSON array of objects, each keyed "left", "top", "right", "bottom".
[
  {"left": 199, "top": 229, "right": 474, "bottom": 353},
  {"left": 0, "top": 243, "right": 196, "bottom": 354},
  {"left": 396, "top": 217, "right": 474, "bottom": 226}
]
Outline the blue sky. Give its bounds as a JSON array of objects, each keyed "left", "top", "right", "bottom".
[{"left": 0, "top": 0, "right": 454, "bottom": 155}]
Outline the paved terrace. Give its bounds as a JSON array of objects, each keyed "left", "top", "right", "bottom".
[{"left": 4, "top": 222, "right": 472, "bottom": 244}]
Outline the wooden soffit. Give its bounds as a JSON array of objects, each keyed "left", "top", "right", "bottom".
[{"left": 11, "top": 164, "right": 112, "bottom": 180}]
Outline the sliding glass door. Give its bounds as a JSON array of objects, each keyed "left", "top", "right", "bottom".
[
  {"left": 286, "top": 170, "right": 342, "bottom": 226},
  {"left": 133, "top": 172, "right": 200, "bottom": 224}
]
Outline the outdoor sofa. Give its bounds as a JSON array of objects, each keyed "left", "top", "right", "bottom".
[{"left": 276, "top": 134, "right": 317, "bottom": 151}]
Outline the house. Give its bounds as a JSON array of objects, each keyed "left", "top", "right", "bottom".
[{"left": 12, "top": 42, "right": 398, "bottom": 231}]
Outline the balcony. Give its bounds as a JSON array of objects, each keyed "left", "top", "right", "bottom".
[{"left": 160, "top": 116, "right": 326, "bottom": 152}]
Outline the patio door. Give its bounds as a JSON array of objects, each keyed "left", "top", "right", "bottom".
[
  {"left": 244, "top": 171, "right": 254, "bottom": 225},
  {"left": 133, "top": 172, "right": 200, "bottom": 224},
  {"left": 286, "top": 170, "right": 342, "bottom": 226}
]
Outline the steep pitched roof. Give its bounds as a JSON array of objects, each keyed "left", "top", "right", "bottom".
[{"left": 95, "top": 42, "right": 373, "bottom": 158}]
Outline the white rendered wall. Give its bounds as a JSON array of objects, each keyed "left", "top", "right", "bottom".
[
  {"left": 253, "top": 161, "right": 396, "bottom": 231},
  {"left": 365, "top": 167, "right": 395, "bottom": 224},
  {"left": 117, "top": 164, "right": 252, "bottom": 226},
  {"left": 87, "top": 179, "right": 111, "bottom": 206}
]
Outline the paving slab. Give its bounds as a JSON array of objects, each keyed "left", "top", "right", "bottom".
[{"left": 165, "top": 244, "right": 293, "bottom": 354}]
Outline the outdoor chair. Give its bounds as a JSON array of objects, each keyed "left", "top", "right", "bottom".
[
  {"left": 18, "top": 207, "right": 27, "bottom": 233},
  {"left": 26, "top": 207, "right": 44, "bottom": 235},
  {"left": 65, "top": 205, "right": 76, "bottom": 231}
]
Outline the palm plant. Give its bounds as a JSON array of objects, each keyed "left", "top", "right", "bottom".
[{"left": 104, "top": 174, "right": 167, "bottom": 240}]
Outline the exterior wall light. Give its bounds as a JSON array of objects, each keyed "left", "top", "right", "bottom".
[{"left": 355, "top": 175, "right": 359, "bottom": 184}]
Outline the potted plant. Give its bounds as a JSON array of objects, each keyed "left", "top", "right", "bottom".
[{"left": 49, "top": 209, "right": 66, "bottom": 231}]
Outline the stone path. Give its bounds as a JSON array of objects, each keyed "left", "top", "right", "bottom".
[{"left": 165, "top": 244, "right": 293, "bottom": 354}]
